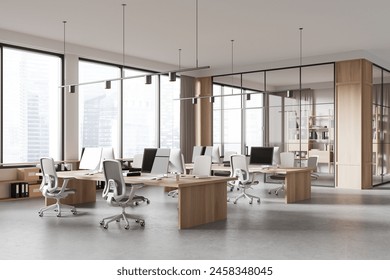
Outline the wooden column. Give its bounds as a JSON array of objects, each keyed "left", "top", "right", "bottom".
[
  {"left": 335, "top": 59, "right": 372, "bottom": 189},
  {"left": 195, "top": 77, "right": 212, "bottom": 146}
]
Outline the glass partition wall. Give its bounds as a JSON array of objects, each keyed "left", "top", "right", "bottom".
[
  {"left": 213, "top": 63, "right": 335, "bottom": 186},
  {"left": 372, "top": 65, "right": 390, "bottom": 186}
]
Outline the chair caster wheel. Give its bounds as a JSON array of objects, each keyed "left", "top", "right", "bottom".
[
  {"left": 124, "top": 225, "right": 130, "bottom": 230},
  {"left": 103, "top": 225, "right": 108, "bottom": 229},
  {"left": 38, "top": 212, "right": 43, "bottom": 217},
  {"left": 249, "top": 201, "right": 253, "bottom": 205},
  {"left": 135, "top": 202, "right": 139, "bottom": 206},
  {"left": 140, "top": 220, "right": 145, "bottom": 227},
  {"left": 268, "top": 191, "right": 271, "bottom": 194},
  {"left": 99, "top": 221, "right": 104, "bottom": 226},
  {"left": 233, "top": 201, "right": 237, "bottom": 204},
  {"left": 257, "top": 199, "right": 261, "bottom": 204},
  {"left": 72, "top": 211, "right": 77, "bottom": 215},
  {"left": 146, "top": 200, "right": 150, "bottom": 204},
  {"left": 116, "top": 219, "right": 120, "bottom": 222}
]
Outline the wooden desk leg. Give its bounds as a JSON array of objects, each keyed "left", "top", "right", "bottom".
[
  {"left": 46, "top": 179, "right": 97, "bottom": 206},
  {"left": 284, "top": 171, "right": 311, "bottom": 203},
  {"left": 178, "top": 182, "right": 227, "bottom": 229}
]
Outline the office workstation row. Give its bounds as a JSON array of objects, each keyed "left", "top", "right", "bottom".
[
  {"left": 0, "top": 145, "right": 312, "bottom": 230},
  {"left": 39, "top": 147, "right": 234, "bottom": 229}
]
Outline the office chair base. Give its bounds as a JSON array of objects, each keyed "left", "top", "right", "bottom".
[
  {"left": 133, "top": 195, "right": 150, "bottom": 205},
  {"left": 268, "top": 185, "right": 285, "bottom": 196},
  {"left": 167, "top": 189, "right": 178, "bottom": 198},
  {"left": 100, "top": 210, "right": 145, "bottom": 230},
  {"left": 38, "top": 201, "right": 77, "bottom": 217},
  {"left": 231, "top": 192, "right": 261, "bottom": 205}
]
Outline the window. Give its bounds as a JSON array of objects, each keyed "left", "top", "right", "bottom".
[
  {"left": 122, "top": 69, "right": 157, "bottom": 157},
  {"left": 2, "top": 47, "right": 62, "bottom": 163},
  {"left": 160, "top": 75, "right": 180, "bottom": 149},
  {"left": 79, "top": 60, "right": 120, "bottom": 156}
]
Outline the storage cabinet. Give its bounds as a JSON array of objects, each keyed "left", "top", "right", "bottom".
[{"left": 0, "top": 167, "right": 41, "bottom": 201}]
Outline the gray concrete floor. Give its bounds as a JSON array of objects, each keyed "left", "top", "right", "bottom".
[{"left": 1, "top": 180, "right": 390, "bottom": 260}]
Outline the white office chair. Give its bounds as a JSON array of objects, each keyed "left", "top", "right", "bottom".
[
  {"left": 308, "top": 155, "right": 319, "bottom": 179},
  {"left": 228, "top": 154, "right": 261, "bottom": 204},
  {"left": 214, "top": 151, "right": 237, "bottom": 178},
  {"left": 100, "top": 159, "right": 146, "bottom": 230},
  {"left": 38, "top": 157, "right": 77, "bottom": 217},
  {"left": 268, "top": 152, "right": 295, "bottom": 195}
]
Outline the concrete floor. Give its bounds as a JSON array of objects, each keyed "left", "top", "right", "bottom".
[{"left": 1, "top": 181, "right": 390, "bottom": 260}]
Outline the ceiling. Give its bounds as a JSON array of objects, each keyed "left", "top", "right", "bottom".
[{"left": 1, "top": 0, "right": 390, "bottom": 77}]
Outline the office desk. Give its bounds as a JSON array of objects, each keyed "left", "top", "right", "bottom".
[
  {"left": 51, "top": 171, "right": 233, "bottom": 229},
  {"left": 186, "top": 163, "right": 312, "bottom": 204}
]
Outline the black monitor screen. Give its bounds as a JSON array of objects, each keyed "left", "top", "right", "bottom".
[
  {"left": 249, "top": 147, "right": 274, "bottom": 165},
  {"left": 141, "top": 148, "right": 158, "bottom": 173}
]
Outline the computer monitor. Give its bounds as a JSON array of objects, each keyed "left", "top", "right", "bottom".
[
  {"left": 249, "top": 147, "right": 274, "bottom": 165},
  {"left": 150, "top": 148, "right": 171, "bottom": 175},
  {"left": 141, "top": 148, "right": 158, "bottom": 173},
  {"left": 204, "top": 146, "right": 221, "bottom": 163},
  {"left": 79, "top": 147, "right": 103, "bottom": 171},
  {"left": 168, "top": 148, "right": 185, "bottom": 174},
  {"left": 192, "top": 146, "right": 205, "bottom": 163}
]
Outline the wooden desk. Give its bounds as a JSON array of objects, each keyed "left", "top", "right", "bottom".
[
  {"left": 260, "top": 167, "right": 311, "bottom": 203},
  {"left": 53, "top": 171, "right": 233, "bottom": 229},
  {"left": 186, "top": 163, "right": 312, "bottom": 204}
]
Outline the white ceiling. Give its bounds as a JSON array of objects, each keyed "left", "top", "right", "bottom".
[{"left": 1, "top": 0, "right": 390, "bottom": 77}]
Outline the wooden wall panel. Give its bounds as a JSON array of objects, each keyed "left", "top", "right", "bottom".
[
  {"left": 337, "top": 165, "right": 363, "bottom": 188},
  {"left": 335, "top": 59, "right": 372, "bottom": 189},
  {"left": 336, "top": 84, "right": 362, "bottom": 164},
  {"left": 195, "top": 77, "right": 212, "bottom": 146}
]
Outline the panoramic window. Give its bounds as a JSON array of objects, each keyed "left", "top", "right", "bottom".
[
  {"left": 122, "top": 68, "right": 157, "bottom": 157},
  {"left": 2, "top": 47, "right": 62, "bottom": 163},
  {"left": 79, "top": 60, "right": 120, "bottom": 157},
  {"left": 160, "top": 75, "right": 180, "bottom": 149}
]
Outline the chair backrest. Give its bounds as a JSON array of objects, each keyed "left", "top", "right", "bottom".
[
  {"left": 192, "top": 155, "right": 212, "bottom": 176},
  {"left": 132, "top": 154, "right": 143, "bottom": 169},
  {"left": 272, "top": 146, "right": 280, "bottom": 165},
  {"left": 307, "top": 155, "right": 319, "bottom": 171},
  {"left": 280, "top": 152, "right": 295, "bottom": 168},
  {"left": 40, "top": 157, "right": 59, "bottom": 193},
  {"left": 192, "top": 146, "right": 205, "bottom": 163},
  {"left": 230, "top": 154, "right": 250, "bottom": 183},
  {"left": 102, "top": 159, "right": 126, "bottom": 200}
]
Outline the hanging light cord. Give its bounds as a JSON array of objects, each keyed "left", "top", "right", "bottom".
[
  {"left": 179, "top": 48, "right": 182, "bottom": 69},
  {"left": 63, "top": 21, "right": 66, "bottom": 57},
  {"left": 122, "top": 4, "right": 126, "bottom": 70},
  {"left": 299, "top": 27, "right": 303, "bottom": 66},
  {"left": 195, "top": 0, "right": 199, "bottom": 68},
  {"left": 231, "top": 39, "right": 234, "bottom": 94}
]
